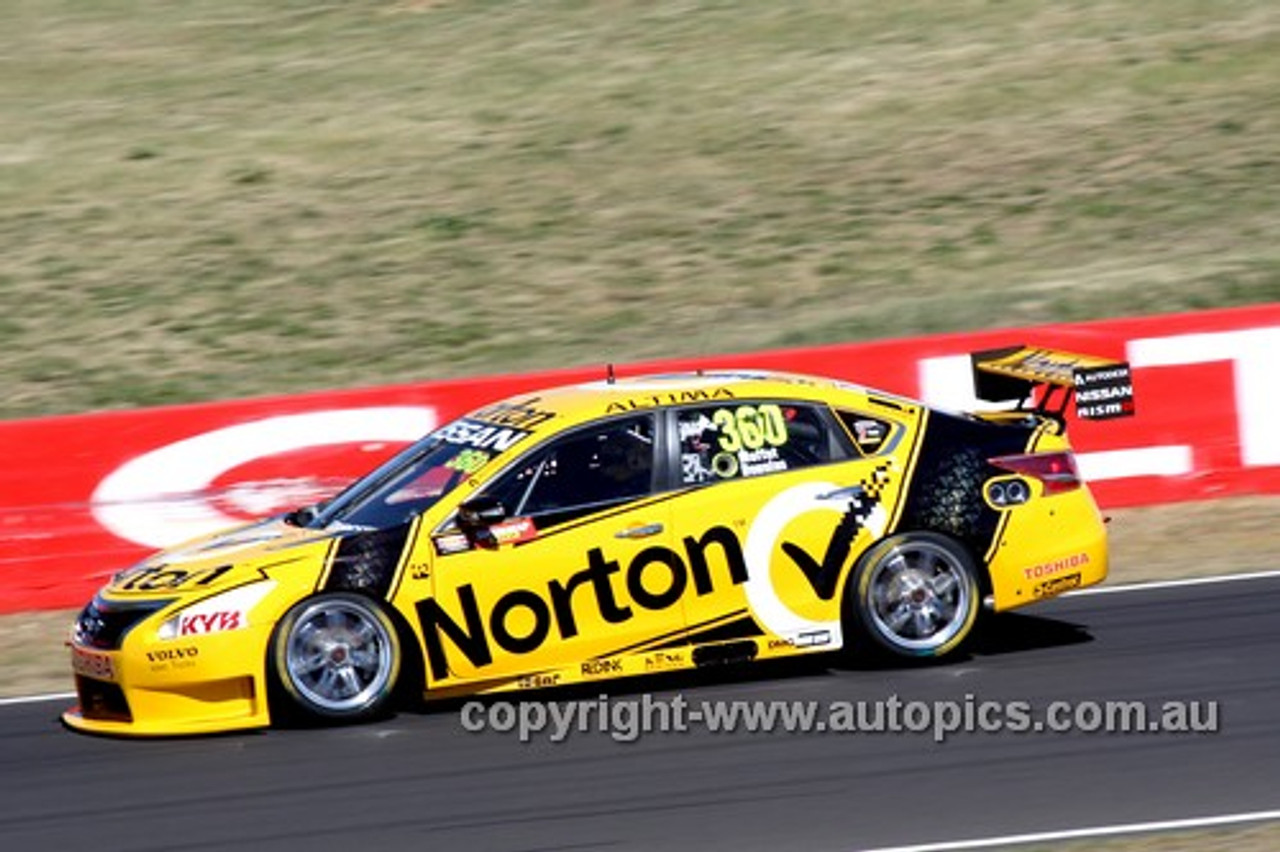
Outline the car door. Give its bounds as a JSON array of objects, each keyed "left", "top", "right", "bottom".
[
  {"left": 667, "top": 399, "right": 902, "bottom": 652},
  {"left": 418, "top": 412, "right": 687, "bottom": 686}
]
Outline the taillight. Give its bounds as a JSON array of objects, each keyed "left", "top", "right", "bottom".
[{"left": 989, "top": 451, "right": 1081, "bottom": 496}]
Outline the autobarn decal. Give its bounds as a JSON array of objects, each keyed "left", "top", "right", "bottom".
[{"left": 416, "top": 526, "right": 749, "bottom": 679}]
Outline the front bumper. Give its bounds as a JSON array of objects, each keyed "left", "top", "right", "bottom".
[
  {"left": 63, "top": 673, "right": 268, "bottom": 737},
  {"left": 63, "top": 626, "right": 275, "bottom": 737}
]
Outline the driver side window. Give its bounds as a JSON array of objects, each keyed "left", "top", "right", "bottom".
[{"left": 483, "top": 414, "right": 657, "bottom": 527}]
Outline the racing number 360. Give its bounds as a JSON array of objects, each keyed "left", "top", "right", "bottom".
[{"left": 713, "top": 404, "right": 787, "bottom": 453}]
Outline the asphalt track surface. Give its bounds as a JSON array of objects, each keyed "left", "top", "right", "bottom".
[{"left": 3, "top": 576, "right": 1279, "bottom": 852}]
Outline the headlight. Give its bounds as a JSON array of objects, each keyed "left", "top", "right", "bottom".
[{"left": 157, "top": 581, "right": 277, "bottom": 641}]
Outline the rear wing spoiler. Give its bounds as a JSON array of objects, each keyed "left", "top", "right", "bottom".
[{"left": 971, "top": 345, "right": 1135, "bottom": 420}]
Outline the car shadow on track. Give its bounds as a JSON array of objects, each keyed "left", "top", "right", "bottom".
[{"left": 966, "top": 610, "right": 1095, "bottom": 658}]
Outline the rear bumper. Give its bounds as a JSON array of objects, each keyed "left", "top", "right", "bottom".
[{"left": 985, "top": 489, "right": 1109, "bottom": 611}]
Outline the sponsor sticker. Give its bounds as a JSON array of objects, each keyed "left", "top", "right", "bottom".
[
  {"left": 491, "top": 517, "right": 538, "bottom": 547},
  {"left": 1073, "top": 363, "right": 1135, "bottom": 420},
  {"left": 71, "top": 646, "right": 114, "bottom": 681},
  {"left": 434, "top": 419, "right": 531, "bottom": 453},
  {"left": 433, "top": 533, "right": 471, "bottom": 557},
  {"left": 581, "top": 658, "right": 624, "bottom": 677},
  {"left": 176, "top": 610, "right": 243, "bottom": 636},
  {"left": 1035, "top": 571, "right": 1083, "bottom": 598},
  {"left": 469, "top": 398, "right": 556, "bottom": 430},
  {"left": 1023, "top": 552, "right": 1089, "bottom": 580},
  {"left": 644, "top": 651, "right": 685, "bottom": 672},
  {"left": 606, "top": 387, "right": 735, "bottom": 413},
  {"left": 850, "top": 417, "right": 891, "bottom": 453}
]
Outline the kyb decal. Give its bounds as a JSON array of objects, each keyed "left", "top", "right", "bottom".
[
  {"left": 176, "top": 610, "right": 242, "bottom": 636},
  {"left": 158, "top": 581, "right": 276, "bottom": 640}
]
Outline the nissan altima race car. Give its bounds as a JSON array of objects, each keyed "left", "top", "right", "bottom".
[{"left": 65, "top": 347, "right": 1134, "bottom": 736}]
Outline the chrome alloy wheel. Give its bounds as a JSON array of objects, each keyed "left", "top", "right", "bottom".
[
  {"left": 866, "top": 539, "right": 974, "bottom": 654},
  {"left": 283, "top": 597, "right": 397, "bottom": 715}
]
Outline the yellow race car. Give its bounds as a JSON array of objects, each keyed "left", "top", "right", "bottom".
[{"left": 64, "top": 347, "right": 1133, "bottom": 736}]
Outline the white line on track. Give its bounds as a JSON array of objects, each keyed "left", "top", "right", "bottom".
[
  {"left": 4, "top": 569, "right": 1280, "bottom": 709},
  {"left": 0, "top": 691, "right": 75, "bottom": 706},
  {"left": 1068, "top": 567, "right": 1280, "bottom": 597},
  {"left": 858, "top": 808, "right": 1280, "bottom": 851}
]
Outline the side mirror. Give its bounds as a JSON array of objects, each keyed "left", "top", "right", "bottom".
[
  {"left": 284, "top": 503, "right": 321, "bottom": 527},
  {"left": 456, "top": 495, "right": 507, "bottom": 531}
]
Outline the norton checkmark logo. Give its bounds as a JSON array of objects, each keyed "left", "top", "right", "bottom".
[{"left": 780, "top": 509, "right": 866, "bottom": 601}]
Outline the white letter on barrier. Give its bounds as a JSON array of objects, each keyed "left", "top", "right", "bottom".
[{"left": 1128, "top": 328, "right": 1280, "bottom": 467}]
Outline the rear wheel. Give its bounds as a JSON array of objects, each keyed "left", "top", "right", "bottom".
[
  {"left": 845, "top": 532, "right": 980, "bottom": 659},
  {"left": 270, "top": 593, "right": 401, "bottom": 722}
]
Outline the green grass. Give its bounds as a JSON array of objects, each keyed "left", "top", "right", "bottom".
[{"left": 2, "top": 0, "right": 1278, "bottom": 419}]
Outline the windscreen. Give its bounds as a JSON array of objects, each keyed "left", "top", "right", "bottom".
[{"left": 306, "top": 416, "right": 537, "bottom": 529}]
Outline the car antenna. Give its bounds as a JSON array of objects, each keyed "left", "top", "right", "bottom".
[{"left": 606, "top": 363, "right": 616, "bottom": 385}]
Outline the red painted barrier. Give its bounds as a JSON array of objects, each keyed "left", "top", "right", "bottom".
[{"left": 3, "top": 304, "right": 1278, "bottom": 613}]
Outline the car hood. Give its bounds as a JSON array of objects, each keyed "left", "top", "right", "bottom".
[{"left": 101, "top": 517, "right": 341, "bottom": 600}]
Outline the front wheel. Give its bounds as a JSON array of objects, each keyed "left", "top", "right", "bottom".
[
  {"left": 845, "top": 532, "right": 980, "bottom": 660},
  {"left": 269, "top": 592, "right": 402, "bottom": 722}
]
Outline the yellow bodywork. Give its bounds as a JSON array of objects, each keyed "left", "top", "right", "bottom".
[{"left": 64, "top": 370, "right": 1110, "bottom": 736}]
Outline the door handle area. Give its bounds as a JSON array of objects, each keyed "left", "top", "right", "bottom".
[{"left": 615, "top": 522, "right": 664, "bottom": 539}]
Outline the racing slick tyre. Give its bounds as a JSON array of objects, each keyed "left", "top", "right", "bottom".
[
  {"left": 269, "top": 592, "right": 402, "bottom": 723},
  {"left": 844, "top": 532, "right": 980, "bottom": 660}
]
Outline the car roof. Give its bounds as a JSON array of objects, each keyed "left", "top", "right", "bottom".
[{"left": 468, "top": 369, "right": 915, "bottom": 435}]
